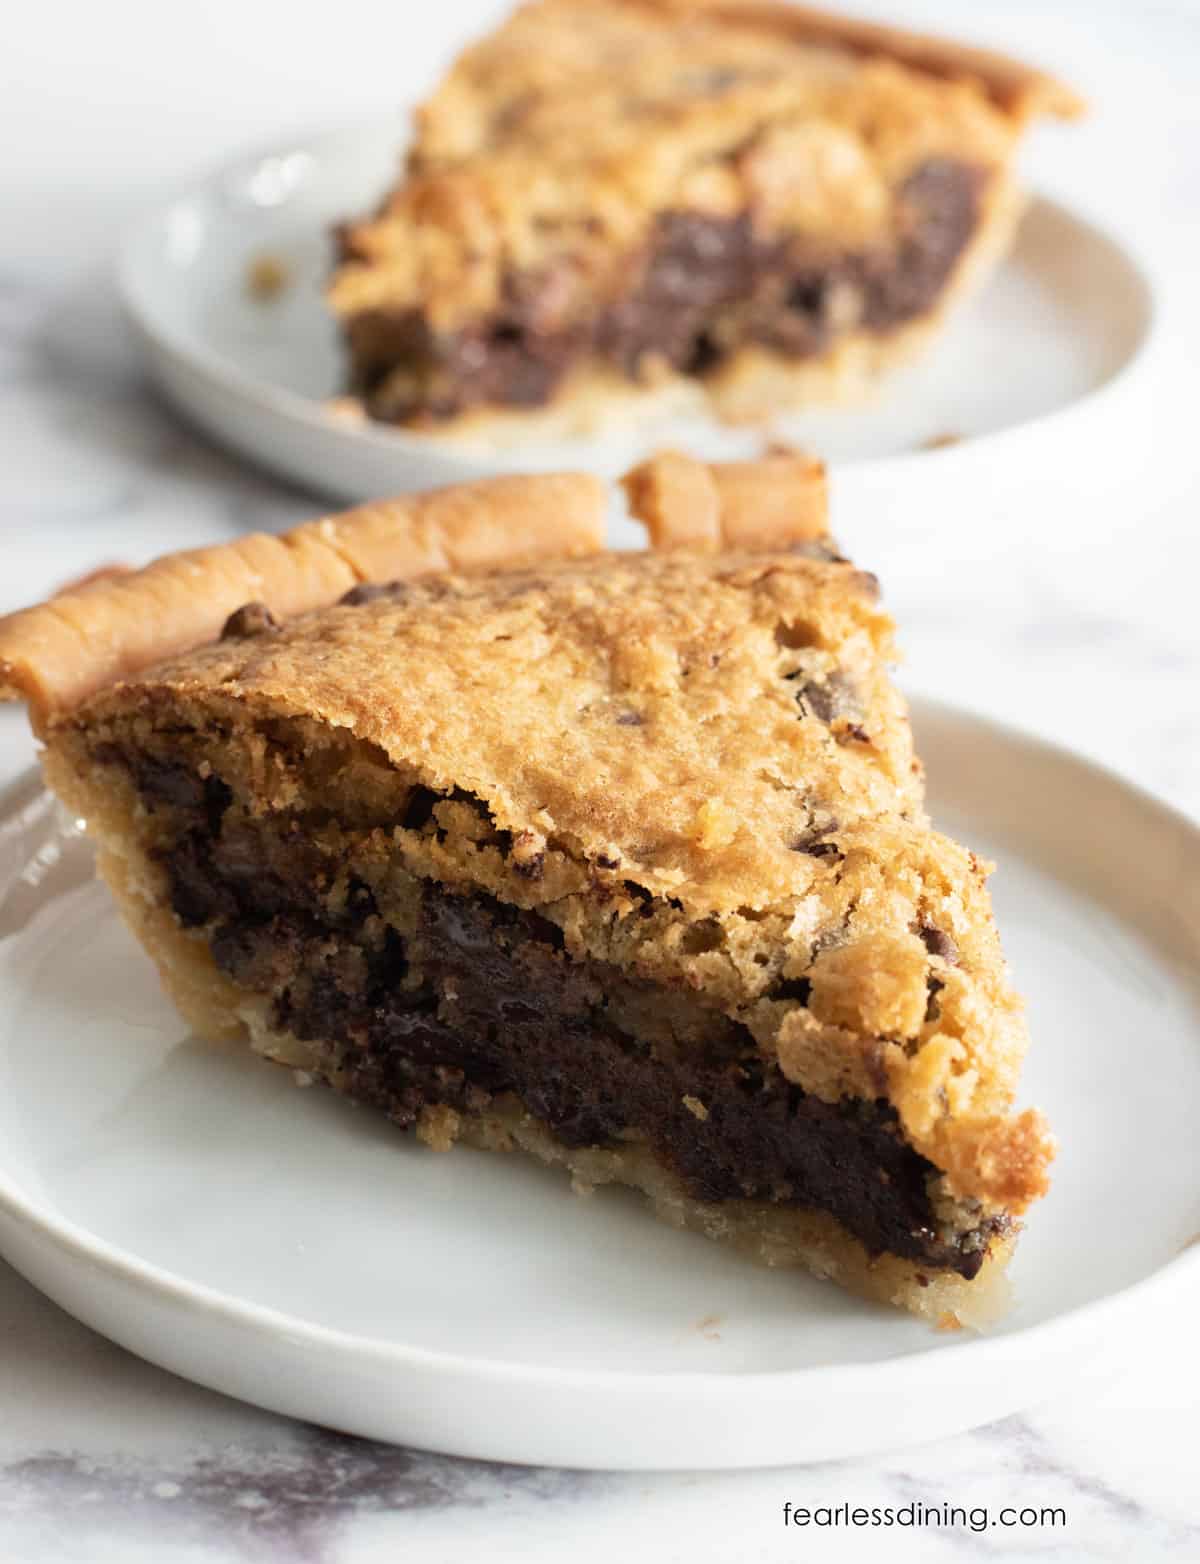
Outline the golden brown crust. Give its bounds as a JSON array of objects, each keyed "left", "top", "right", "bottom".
[
  {"left": 0, "top": 473, "right": 606, "bottom": 730},
  {"left": 708, "top": 452, "right": 831, "bottom": 547},
  {"left": 623, "top": 450, "right": 829, "bottom": 548},
  {"left": 643, "top": 1, "right": 1084, "bottom": 121},
  {"left": 624, "top": 451, "right": 723, "bottom": 549},
  {"left": 1, "top": 455, "right": 830, "bottom": 729}
]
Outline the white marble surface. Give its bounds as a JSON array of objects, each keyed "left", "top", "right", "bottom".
[{"left": 1, "top": 2, "right": 1199, "bottom": 1559}]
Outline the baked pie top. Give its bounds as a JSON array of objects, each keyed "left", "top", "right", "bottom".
[
  {"left": 331, "top": 0, "right": 1081, "bottom": 333},
  {"left": 0, "top": 453, "right": 1052, "bottom": 1215}
]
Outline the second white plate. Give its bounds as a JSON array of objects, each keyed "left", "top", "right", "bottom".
[
  {"left": 0, "top": 700, "right": 1197, "bottom": 1470},
  {"left": 119, "top": 120, "right": 1155, "bottom": 505}
]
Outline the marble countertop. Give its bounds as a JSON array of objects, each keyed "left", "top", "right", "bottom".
[{"left": 2, "top": 2, "right": 1199, "bottom": 1559}]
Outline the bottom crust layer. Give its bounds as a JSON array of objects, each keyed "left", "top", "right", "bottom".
[{"left": 297, "top": 1075, "right": 1013, "bottom": 1331}]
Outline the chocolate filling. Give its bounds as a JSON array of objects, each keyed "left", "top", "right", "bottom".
[
  {"left": 343, "top": 157, "right": 985, "bottom": 423},
  {"left": 126, "top": 755, "right": 999, "bottom": 1276}
]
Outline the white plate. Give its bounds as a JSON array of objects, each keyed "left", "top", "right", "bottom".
[
  {"left": 118, "top": 120, "right": 1155, "bottom": 507},
  {"left": 0, "top": 699, "right": 1197, "bottom": 1470}
]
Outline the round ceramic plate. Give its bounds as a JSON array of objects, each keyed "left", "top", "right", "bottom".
[
  {"left": 118, "top": 120, "right": 1155, "bottom": 507},
  {"left": 0, "top": 699, "right": 1197, "bottom": 1471}
]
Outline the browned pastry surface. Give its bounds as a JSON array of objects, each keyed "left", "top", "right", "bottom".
[
  {"left": 0, "top": 473, "right": 607, "bottom": 727},
  {"left": 329, "top": 0, "right": 1080, "bottom": 431}
]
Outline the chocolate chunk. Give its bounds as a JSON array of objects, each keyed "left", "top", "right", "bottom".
[
  {"left": 211, "top": 914, "right": 303, "bottom": 990},
  {"left": 918, "top": 923, "right": 959, "bottom": 965},
  {"left": 797, "top": 680, "right": 836, "bottom": 723},
  {"left": 346, "top": 159, "right": 984, "bottom": 424},
  {"left": 339, "top": 581, "right": 409, "bottom": 607},
  {"left": 836, "top": 724, "right": 871, "bottom": 746},
  {"left": 792, "top": 834, "right": 842, "bottom": 860},
  {"left": 134, "top": 757, "right": 207, "bottom": 811},
  {"left": 788, "top": 538, "right": 842, "bottom": 563},
  {"left": 791, "top": 813, "right": 841, "bottom": 858},
  {"left": 597, "top": 211, "right": 767, "bottom": 378},
  {"left": 161, "top": 831, "right": 236, "bottom": 927},
  {"left": 793, "top": 672, "right": 862, "bottom": 727},
  {"left": 616, "top": 711, "right": 644, "bottom": 726},
  {"left": 861, "top": 159, "right": 986, "bottom": 328},
  {"left": 142, "top": 776, "right": 996, "bottom": 1277},
  {"left": 348, "top": 286, "right": 583, "bottom": 422},
  {"left": 772, "top": 976, "right": 812, "bottom": 1005},
  {"left": 925, "top": 974, "right": 945, "bottom": 1023},
  {"left": 203, "top": 775, "right": 234, "bottom": 834},
  {"left": 221, "top": 602, "right": 279, "bottom": 640},
  {"left": 401, "top": 785, "right": 438, "bottom": 831},
  {"left": 110, "top": 750, "right": 232, "bottom": 834}
]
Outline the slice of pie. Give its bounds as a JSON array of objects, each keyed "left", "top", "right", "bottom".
[
  {"left": 0, "top": 454, "right": 1052, "bottom": 1325},
  {"left": 329, "top": 0, "right": 1081, "bottom": 437}
]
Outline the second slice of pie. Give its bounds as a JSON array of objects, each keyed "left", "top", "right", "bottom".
[
  {"left": 0, "top": 454, "right": 1052, "bottom": 1325},
  {"left": 330, "top": 0, "right": 1081, "bottom": 435}
]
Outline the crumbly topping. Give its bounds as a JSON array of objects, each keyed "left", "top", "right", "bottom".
[
  {"left": 78, "top": 548, "right": 910, "bottom": 915},
  {"left": 330, "top": 0, "right": 1023, "bottom": 332}
]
